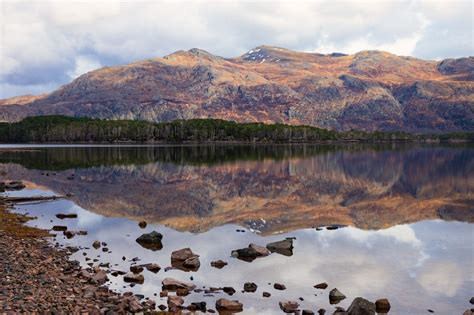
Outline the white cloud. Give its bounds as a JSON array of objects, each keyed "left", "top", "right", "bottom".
[{"left": 0, "top": 0, "right": 472, "bottom": 98}]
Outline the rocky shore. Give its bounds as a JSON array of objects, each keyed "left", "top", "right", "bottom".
[{"left": 0, "top": 201, "right": 155, "bottom": 314}]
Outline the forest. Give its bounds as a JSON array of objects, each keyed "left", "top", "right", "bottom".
[{"left": 0, "top": 115, "right": 472, "bottom": 143}]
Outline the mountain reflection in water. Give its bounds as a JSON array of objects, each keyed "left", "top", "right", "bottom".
[
  {"left": 1, "top": 143, "right": 473, "bottom": 314},
  {"left": 1, "top": 144, "right": 472, "bottom": 234}
]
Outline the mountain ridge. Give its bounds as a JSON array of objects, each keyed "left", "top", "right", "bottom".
[{"left": 1, "top": 46, "right": 473, "bottom": 132}]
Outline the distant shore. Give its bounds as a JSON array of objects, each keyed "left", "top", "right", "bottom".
[{"left": 1, "top": 115, "right": 472, "bottom": 144}]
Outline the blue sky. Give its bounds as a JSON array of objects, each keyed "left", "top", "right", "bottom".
[{"left": 0, "top": 0, "right": 472, "bottom": 98}]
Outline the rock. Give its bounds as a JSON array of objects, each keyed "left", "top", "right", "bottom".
[
  {"left": 314, "top": 282, "right": 328, "bottom": 289},
  {"left": 249, "top": 243, "right": 271, "bottom": 256},
  {"left": 334, "top": 307, "right": 347, "bottom": 315},
  {"left": 231, "top": 244, "right": 270, "bottom": 262},
  {"left": 56, "top": 213, "right": 78, "bottom": 219},
  {"left": 92, "top": 241, "right": 101, "bottom": 249},
  {"left": 471, "top": 297, "right": 474, "bottom": 304},
  {"left": 329, "top": 288, "right": 346, "bottom": 304},
  {"left": 162, "top": 278, "right": 196, "bottom": 291},
  {"left": 138, "top": 220, "right": 147, "bottom": 228},
  {"left": 135, "top": 231, "right": 163, "bottom": 251},
  {"left": 303, "top": 311, "right": 315, "bottom": 315},
  {"left": 215, "top": 298, "right": 243, "bottom": 312},
  {"left": 5, "top": 181, "right": 25, "bottom": 191},
  {"left": 176, "top": 288, "right": 190, "bottom": 296},
  {"left": 143, "top": 263, "right": 161, "bottom": 273},
  {"left": 189, "top": 302, "right": 207, "bottom": 312},
  {"left": 263, "top": 292, "right": 271, "bottom": 297},
  {"left": 63, "top": 230, "right": 87, "bottom": 239},
  {"left": 123, "top": 272, "right": 144, "bottom": 284},
  {"left": 52, "top": 225, "right": 67, "bottom": 231},
  {"left": 91, "top": 270, "right": 108, "bottom": 284},
  {"left": 463, "top": 310, "right": 473, "bottom": 315},
  {"left": 266, "top": 238, "right": 294, "bottom": 256},
  {"left": 223, "top": 287, "right": 236, "bottom": 295},
  {"left": 318, "top": 309, "right": 326, "bottom": 315},
  {"left": 347, "top": 297, "right": 376, "bottom": 315},
  {"left": 211, "top": 260, "right": 228, "bottom": 269},
  {"left": 274, "top": 283, "right": 286, "bottom": 290},
  {"left": 243, "top": 282, "right": 257, "bottom": 293},
  {"left": 171, "top": 247, "right": 200, "bottom": 271},
  {"left": 279, "top": 300, "right": 299, "bottom": 313},
  {"left": 183, "top": 256, "right": 201, "bottom": 270},
  {"left": 168, "top": 295, "right": 184, "bottom": 311},
  {"left": 130, "top": 265, "right": 144, "bottom": 274},
  {"left": 375, "top": 298, "right": 391, "bottom": 313}
]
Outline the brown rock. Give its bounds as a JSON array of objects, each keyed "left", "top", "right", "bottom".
[
  {"left": 243, "top": 282, "right": 258, "bottom": 293},
  {"left": 138, "top": 221, "right": 147, "bottom": 228},
  {"left": 211, "top": 260, "right": 228, "bottom": 269},
  {"left": 168, "top": 295, "right": 184, "bottom": 311},
  {"left": 215, "top": 298, "right": 243, "bottom": 312},
  {"left": 162, "top": 277, "right": 196, "bottom": 291},
  {"left": 314, "top": 282, "right": 328, "bottom": 289},
  {"left": 375, "top": 298, "right": 391, "bottom": 313},
  {"left": 347, "top": 297, "right": 376, "bottom": 315},
  {"left": 92, "top": 240, "right": 101, "bottom": 249},
  {"left": 130, "top": 265, "right": 144, "bottom": 274},
  {"left": 123, "top": 272, "right": 144, "bottom": 284},
  {"left": 143, "top": 263, "right": 161, "bottom": 273},
  {"left": 279, "top": 300, "right": 299, "bottom": 313},
  {"left": 263, "top": 292, "right": 271, "bottom": 297},
  {"left": 274, "top": 283, "right": 286, "bottom": 290}
]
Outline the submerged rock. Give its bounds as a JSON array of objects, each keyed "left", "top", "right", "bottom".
[
  {"left": 130, "top": 265, "right": 144, "bottom": 274},
  {"left": 162, "top": 277, "right": 196, "bottom": 291},
  {"left": 138, "top": 221, "right": 147, "bottom": 228},
  {"left": 347, "top": 297, "right": 375, "bottom": 315},
  {"left": 329, "top": 288, "right": 346, "bottom": 304},
  {"left": 188, "top": 301, "right": 207, "bottom": 312},
  {"left": 135, "top": 231, "right": 163, "bottom": 251},
  {"left": 266, "top": 238, "right": 294, "bottom": 256},
  {"left": 375, "top": 298, "right": 391, "bottom": 313},
  {"left": 279, "top": 300, "right": 299, "bottom": 313},
  {"left": 52, "top": 225, "right": 67, "bottom": 231},
  {"left": 215, "top": 298, "right": 243, "bottom": 312},
  {"left": 92, "top": 240, "right": 101, "bottom": 249}
]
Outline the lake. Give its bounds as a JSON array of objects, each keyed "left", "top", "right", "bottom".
[{"left": 0, "top": 143, "right": 473, "bottom": 314}]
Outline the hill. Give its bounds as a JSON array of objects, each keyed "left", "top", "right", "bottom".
[{"left": 1, "top": 46, "right": 473, "bottom": 132}]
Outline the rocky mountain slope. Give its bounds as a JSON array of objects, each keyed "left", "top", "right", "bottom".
[{"left": 1, "top": 46, "right": 473, "bottom": 132}]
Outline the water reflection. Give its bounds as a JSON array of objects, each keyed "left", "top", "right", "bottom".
[
  {"left": 0, "top": 144, "right": 472, "bottom": 233},
  {"left": 0, "top": 144, "right": 473, "bottom": 314},
  {"left": 8, "top": 191, "right": 474, "bottom": 315}
]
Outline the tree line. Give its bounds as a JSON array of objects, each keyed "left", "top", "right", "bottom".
[{"left": 0, "top": 115, "right": 472, "bottom": 143}]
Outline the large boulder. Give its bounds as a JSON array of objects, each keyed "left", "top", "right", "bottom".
[
  {"left": 266, "top": 238, "right": 294, "bottom": 256},
  {"left": 162, "top": 277, "right": 196, "bottom": 291},
  {"left": 347, "top": 297, "right": 376, "bottom": 315},
  {"left": 215, "top": 298, "right": 243, "bottom": 312},
  {"left": 135, "top": 231, "right": 163, "bottom": 251}
]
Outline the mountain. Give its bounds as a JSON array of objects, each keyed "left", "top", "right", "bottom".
[{"left": 1, "top": 46, "right": 473, "bottom": 132}]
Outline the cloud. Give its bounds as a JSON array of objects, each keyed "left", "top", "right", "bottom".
[{"left": 0, "top": 0, "right": 472, "bottom": 98}]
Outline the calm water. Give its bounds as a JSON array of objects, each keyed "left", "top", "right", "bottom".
[{"left": 0, "top": 144, "right": 473, "bottom": 314}]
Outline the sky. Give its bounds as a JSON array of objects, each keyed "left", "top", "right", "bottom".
[{"left": 0, "top": 0, "right": 473, "bottom": 98}]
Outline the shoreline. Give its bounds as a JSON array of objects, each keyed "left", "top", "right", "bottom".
[{"left": 0, "top": 200, "right": 155, "bottom": 313}]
